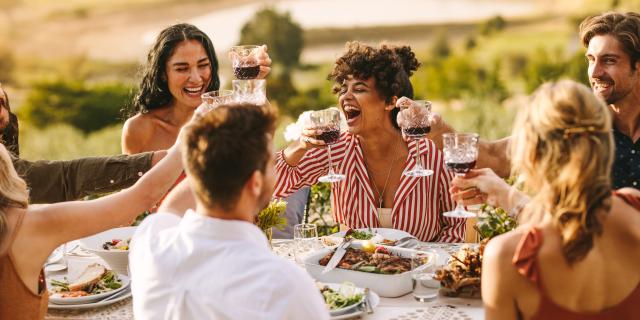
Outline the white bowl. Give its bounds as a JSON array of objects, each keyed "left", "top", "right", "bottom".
[
  {"left": 78, "top": 227, "right": 136, "bottom": 275},
  {"left": 304, "top": 244, "right": 433, "bottom": 298}
]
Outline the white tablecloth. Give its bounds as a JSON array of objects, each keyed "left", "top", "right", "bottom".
[{"left": 46, "top": 240, "right": 484, "bottom": 320}]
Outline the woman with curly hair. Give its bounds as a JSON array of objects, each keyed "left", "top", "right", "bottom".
[
  {"left": 274, "top": 42, "right": 464, "bottom": 242},
  {"left": 451, "top": 80, "right": 640, "bottom": 318}
]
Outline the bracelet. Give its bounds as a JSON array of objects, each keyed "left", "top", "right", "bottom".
[{"left": 509, "top": 198, "right": 528, "bottom": 220}]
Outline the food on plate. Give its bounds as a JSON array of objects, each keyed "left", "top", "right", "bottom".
[
  {"left": 102, "top": 238, "right": 131, "bottom": 250},
  {"left": 318, "top": 282, "right": 363, "bottom": 311},
  {"left": 360, "top": 240, "right": 376, "bottom": 253},
  {"left": 346, "top": 230, "right": 375, "bottom": 240},
  {"left": 433, "top": 240, "right": 487, "bottom": 298},
  {"left": 318, "top": 247, "right": 411, "bottom": 274},
  {"left": 50, "top": 263, "right": 122, "bottom": 297}
]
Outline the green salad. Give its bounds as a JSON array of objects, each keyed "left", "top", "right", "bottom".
[
  {"left": 320, "top": 282, "right": 363, "bottom": 310},
  {"left": 346, "top": 230, "right": 374, "bottom": 240}
]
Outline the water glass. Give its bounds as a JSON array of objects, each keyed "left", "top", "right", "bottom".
[
  {"left": 232, "top": 79, "right": 266, "bottom": 104},
  {"left": 293, "top": 223, "right": 320, "bottom": 265},
  {"left": 201, "top": 90, "right": 235, "bottom": 110},
  {"left": 411, "top": 250, "right": 439, "bottom": 301}
]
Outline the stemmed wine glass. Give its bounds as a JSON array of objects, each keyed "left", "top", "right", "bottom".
[
  {"left": 308, "top": 108, "right": 345, "bottom": 183},
  {"left": 229, "top": 45, "right": 260, "bottom": 80},
  {"left": 398, "top": 100, "right": 434, "bottom": 177},
  {"left": 442, "top": 133, "right": 479, "bottom": 218}
]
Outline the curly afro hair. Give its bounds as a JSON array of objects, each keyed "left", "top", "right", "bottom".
[{"left": 328, "top": 41, "right": 420, "bottom": 129}]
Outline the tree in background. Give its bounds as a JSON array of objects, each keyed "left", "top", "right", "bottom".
[
  {"left": 19, "top": 79, "right": 131, "bottom": 133},
  {"left": 239, "top": 7, "right": 304, "bottom": 70}
]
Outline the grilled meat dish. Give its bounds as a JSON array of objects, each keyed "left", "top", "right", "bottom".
[{"left": 318, "top": 248, "right": 410, "bottom": 274}]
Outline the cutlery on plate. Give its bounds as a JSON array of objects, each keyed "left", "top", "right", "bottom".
[
  {"left": 363, "top": 288, "right": 374, "bottom": 314},
  {"left": 98, "top": 287, "right": 131, "bottom": 303},
  {"left": 394, "top": 236, "right": 418, "bottom": 248},
  {"left": 322, "top": 238, "right": 354, "bottom": 274}
]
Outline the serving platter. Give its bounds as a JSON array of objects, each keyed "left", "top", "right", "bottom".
[{"left": 305, "top": 244, "right": 433, "bottom": 297}]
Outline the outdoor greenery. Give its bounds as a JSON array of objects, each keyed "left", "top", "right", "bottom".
[
  {"left": 5, "top": 1, "right": 634, "bottom": 232},
  {"left": 18, "top": 78, "right": 131, "bottom": 133}
]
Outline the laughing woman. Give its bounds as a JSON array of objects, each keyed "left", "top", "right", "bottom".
[
  {"left": 122, "top": 23, "right": 270, "bottom": 154},
  {"left": 274, "top": 42, "right": 464, "bottom": 242}
]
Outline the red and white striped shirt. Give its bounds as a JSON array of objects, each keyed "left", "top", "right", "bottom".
[{"left": 274, "top": 133, "right": 465, "bottom": 242}]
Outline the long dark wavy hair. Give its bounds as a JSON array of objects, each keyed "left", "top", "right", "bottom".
[{"left": 129, "top": 23, "right": 220, "bottom": 116}]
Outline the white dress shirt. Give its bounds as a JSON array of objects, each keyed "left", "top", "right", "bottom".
[{"left": 130, "top": 210, "right": 330, "bottom": 320}]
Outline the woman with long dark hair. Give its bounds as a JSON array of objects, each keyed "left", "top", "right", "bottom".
[{"left": 122, "top": 23, "right": 270, "bottom": 154}]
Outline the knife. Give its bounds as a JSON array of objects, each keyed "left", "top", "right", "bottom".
[{"left": 322, "top": 238, "right": 353, "bottom": 274}]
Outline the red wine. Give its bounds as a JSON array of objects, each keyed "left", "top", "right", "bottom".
[
  {"left": 403, "top": 126, "right": 431, "bottom": 137},
  {"left": 234, "top": 65, "right": 260, "bottom": 79},
  {"left": 316, "top": 129, "right": 340, "bottom": 144},
  {"left": 445, "top": 160, "right": 476, "bottom": 174}
]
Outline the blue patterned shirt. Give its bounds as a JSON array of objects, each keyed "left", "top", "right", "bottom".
[{"left": 612, "top": 128, "right": 640, "bottom": 189}]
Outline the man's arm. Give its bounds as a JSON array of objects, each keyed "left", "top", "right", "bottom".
[{"left": 12, "top": 151, "right": 166, "bottom": 203}]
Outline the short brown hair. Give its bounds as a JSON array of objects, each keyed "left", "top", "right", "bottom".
[
  {"left": 579, "top": 12, "right": 640, "bottom": 68},
  {"left": 182, "top": 102, "right": 277, "bottom": 211},
  {"left": 328, "top": 41, "right": 420, "bottom": 129}
]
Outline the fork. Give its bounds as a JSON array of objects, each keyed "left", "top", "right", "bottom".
[{"left": 363, "top": 288, "right": 374, "bottom": 314}]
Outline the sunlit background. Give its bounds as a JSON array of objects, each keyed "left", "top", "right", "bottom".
[{"left": 0, "top": 0, "right": 637, "bottom": 161}]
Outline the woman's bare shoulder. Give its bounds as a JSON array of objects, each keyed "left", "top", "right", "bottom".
[{"left": 122, "top": 114, "right": 157, "bottom": 154}]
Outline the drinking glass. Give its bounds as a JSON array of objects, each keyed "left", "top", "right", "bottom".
[
  {"left": 411, "top": 250, "right": 439, "bottom": 301},
  {"left": 229, "top": 45, "right": 260, "bottom": 80},
  {"left": 201, "top": 90, "right": 235, "bottom": 110},
  {"left": 232, "top": 79, "right": 266, "bottom": 104},
  {"left": 293, "top": 223, "right": 320, "bottom": 265},
  {"left": 397, "top": 100, "right": 434, "bottom": 177},
  {"left": 308, "top": 108, "right": 345, "bottom": 183},
  {"left": 442, "top": 133, "right": 479, "bottom": 218}
]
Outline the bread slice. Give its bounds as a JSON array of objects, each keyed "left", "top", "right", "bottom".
[{"left": 68, "top": 263, "right": 106, "bottom": 291}]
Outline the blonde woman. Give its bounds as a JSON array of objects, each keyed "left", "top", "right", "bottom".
[
  {"left": 0, "top": 130, "right": 185, "bottom": 318},
  {"left": 451, "top": 80, "right": 640, "bottom": 319}
]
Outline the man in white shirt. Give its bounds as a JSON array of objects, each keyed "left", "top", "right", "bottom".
[{"left": 129, "top": 102, "right": 329, "bottom": 320}]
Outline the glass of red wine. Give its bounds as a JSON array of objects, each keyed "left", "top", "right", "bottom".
[
  {"left": 442, "top": 133, "right": 479, "bottom": 218},
  {"left": 398, "top": 100, "right": 434, "bottom": 177},
  {"left": 229, "top": 45, "right": 260, "bottom": 79},
  {"left": 308, "top": 108, "right": 345, "bottom": 183}
]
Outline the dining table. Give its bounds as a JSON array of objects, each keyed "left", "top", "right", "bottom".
[{"left": 45, "top": 239, "right": 484, "bottom": 320}]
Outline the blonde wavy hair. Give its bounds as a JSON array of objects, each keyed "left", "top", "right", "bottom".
[
  {"left": 0, "top": 144, "right": 28, "bottom": 244},
  {"left": 510, "top": 80, "right": 613, "bottom": 264}
]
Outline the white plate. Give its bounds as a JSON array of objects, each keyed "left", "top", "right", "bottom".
[
  {"left": 48, "top": 274, "right": 130, "bottom": 305},
  {"left": 323, "top": 228, "right": 413, "bottom": 247},
  {"left": 331, "top": 289, "right": 380, "bottom": 320},
  {"left": 322, "top": 283, "right": 365, "bottom": 316},
  {"left": 48, "top": 289, "right": 132, "bottom": 310}
]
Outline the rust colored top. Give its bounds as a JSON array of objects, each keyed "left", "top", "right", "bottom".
[
  {"left": 512, "top": 192, "right": 640, "bottom": 319},
  {"left": 0, "top": 211, "right": 49, "bottom": 320}
]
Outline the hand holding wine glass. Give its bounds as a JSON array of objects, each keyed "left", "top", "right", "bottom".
[
  {"left": 229, "top": 45, "right": 261, "bottom": 79},
  {"left": 305, "top": 108, "right": 345, "bottom": 183},
  {"left": 442, "top": 133, "right": 479, "bottom": 218},
  {"left": 397, "top": 100, "right": 434, "bottom": 177}
]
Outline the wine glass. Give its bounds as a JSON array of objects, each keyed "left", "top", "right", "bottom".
[
  {"left": 308, "top": 108, "right": 345, "bottom": 183},
  {"left": 442, "top": 133, "right": 479, "bottom": 218},
  {"left": 398, "top": 100, "right": 434, "bottom": 177},
  {"left": 229, "top": 45, "right": 260, "bottom": 80}
]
